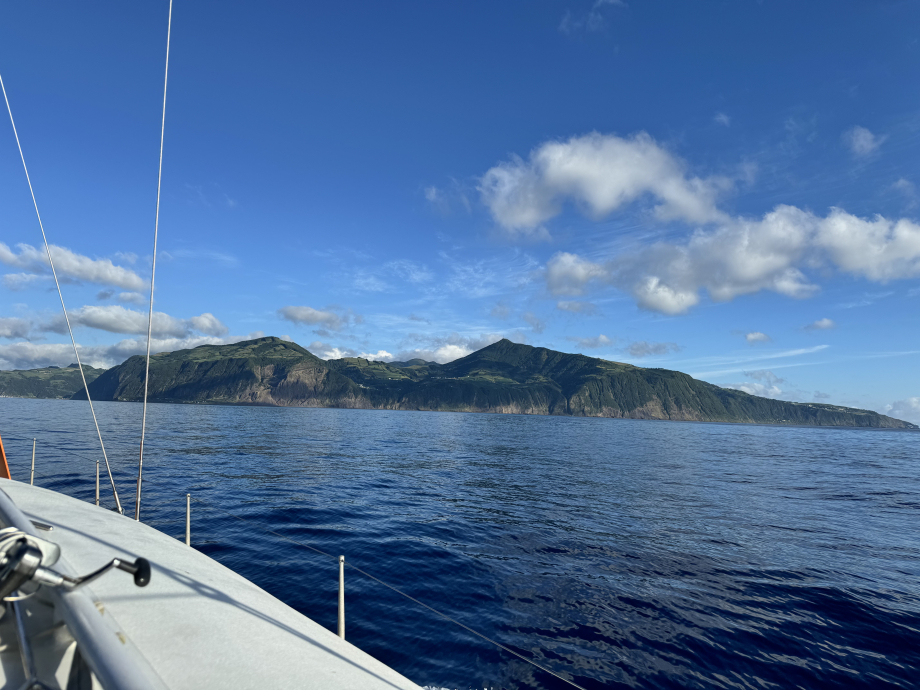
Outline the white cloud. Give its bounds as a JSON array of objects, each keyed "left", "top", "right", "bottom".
[
  {"left": 745, "top": 332, "right": 771, "bottom": 343},
  {"left": 393, "top": 332, "right": 505, "bottom": 364},
  {"left": 278, "top": 306, "right": 356, "bottom": 331},
  {"left": 480, "top": 132, "right": 727, "bottom": 237},
  {"left": 724, "top": 380, "right": 784, "bottom": 399},
  {"left": 307, "top": 341, "right": 355, "bottom": 360},
  {"left": 44, "top": 305, "right": 227, "bottom": 338},
  {"left": 723, "top": 369, "right": 787, "bottom": 399},
  {"left": 815, "top": 209, "right": 920, "bottom": 281},
  {"left": 714, "top": 112, "right": 731, "bottom": 127},
  {"left": 0, "top": 242, "right": 145, "bottom": 290},
  {"left": 883, "top": 397, "right": 920, "bottom": 425},
  {"left": 478, "top": 131, "right": 920, "bottom": 315},
  {"left": 542, "top": 205, "right": 920, "bottom": 314},
  {"left": 358, "top": 350, "right": 394, "bottom": 362},
  {"left": 627, "top": 340, "right": 680, "bottom": 357},
  {"left": 117, "top": 291, "right": 147, "bottom": 306},
  {"left": 0, "top": 317, "right": 31, "bottom": 339},
  {"left": 556, "top": 300, "right": 597, "bottom": 314},
  {"left": 843, "top": 126, "right": 886, "bottom": 157},
  {"left": 522, "top": 311, "right": 545, "bottom": 333},
  {"left": 3, "top": 273, "right": 48, "bottom": 291},
  {"left": 805, "top": 317, "right": 835, "bottom": 331},
  {"left": 744, "top": 369, "right": 785, "bottom": 386},
  {"left": 546, "top": 253, "right": 606, "bottom": 297},
  {"left": 567, "top": 334, "right": 612, "bottom": 349},
  {"left": 893, "top": 178, "right": 917, "bottom": 208}
]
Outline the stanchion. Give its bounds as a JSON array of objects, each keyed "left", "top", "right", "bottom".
[
  {"left": 338, "top": 555, "right": 345, "bottom": 639},
  {"left": 30, "top": 439, "right": 35, "bottom": 486},
  {"left": 185, "top": 494, "right": 191, "bottom": 546}
]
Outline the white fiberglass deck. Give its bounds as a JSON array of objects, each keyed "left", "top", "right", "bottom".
[{"left": 0, "top": 479, "right": 421, "bottom": 690}]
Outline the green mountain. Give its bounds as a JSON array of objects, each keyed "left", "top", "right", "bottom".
[
  {"left": 0, "top": 363, "right": 105, "bottom": 399},
  {"left": 72, "top": 336, "right": 916, "bottom": 429}
]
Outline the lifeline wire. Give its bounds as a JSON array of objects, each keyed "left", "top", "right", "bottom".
[
  {"left": 191, "top": 496, "right": 588, "bottom": 690},
  {"left": 0, "top": 72, "right": 123, "bottom": 515},
  {"left": 137, "top": 0, "right": 173, "bottom": 521}
]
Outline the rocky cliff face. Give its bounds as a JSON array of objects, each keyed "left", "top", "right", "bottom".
[{"left": 75, "top": 336, "right": 917, "bottom": 429}]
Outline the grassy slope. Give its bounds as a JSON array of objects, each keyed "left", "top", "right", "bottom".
[
  {"left": 75, "top": 336, "right": 917, "bottom": 429},
  {"left": 0, "top": 364, "right": 105, "bottom": 399},
  {"left": 77, "top": 337, "right": 364, "bottom": 406}
]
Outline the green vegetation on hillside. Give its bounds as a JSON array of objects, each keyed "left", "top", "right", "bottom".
[
  {"left": 67, "top": 336, "right": 917, "bottom": 429},
  {"left": 0, "top": 364, "right": 105, "bottom": 399}
]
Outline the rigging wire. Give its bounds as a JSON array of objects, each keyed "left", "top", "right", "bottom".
[
  {"left": 136, "top": 0, "right": 173, "bottom": 521},
  {"left": 191, "top": 496, "right": 588, "bottom": 690},
  {"left": 0, "top": 72, "right": 124, "bottom": 515}
]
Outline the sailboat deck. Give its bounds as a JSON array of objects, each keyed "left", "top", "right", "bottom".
[{"left": 0, "top": 479, "right": 421, "bottom": 690}]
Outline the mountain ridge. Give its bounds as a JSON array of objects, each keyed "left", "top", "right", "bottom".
[
  {"left": 67, "top": 336, "right": 916, "bottom": 429},
  {"left": 0, "top": 363, "right": 105, "bottom": 400}
]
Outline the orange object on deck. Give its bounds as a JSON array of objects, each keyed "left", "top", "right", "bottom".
[{"left": 0, "top": 433, "right": 10, "bottom": 480}]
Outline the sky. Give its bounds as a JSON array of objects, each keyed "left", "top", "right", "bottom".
[{"left": 0, "top": 0, "right": 918, "bottom": 424}]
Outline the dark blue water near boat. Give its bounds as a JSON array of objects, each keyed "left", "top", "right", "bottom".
[{"left": 1, "top": 397, "right": 918, "bottom": 688}]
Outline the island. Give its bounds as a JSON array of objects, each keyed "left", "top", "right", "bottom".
[{"left": 58, "top": 336, "right": 914, "bottom": 429}]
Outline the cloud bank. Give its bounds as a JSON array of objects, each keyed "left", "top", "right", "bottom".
[
  {"left": 0, "top": 243, "right": 145, "bottom": 290},
  {"left": 478, "top": 131, "right": 920, "bottom": 315}
]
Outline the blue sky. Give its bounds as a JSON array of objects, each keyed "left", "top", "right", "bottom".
[{"left": 1, "top": 1, "right": 918, "bottom": 423}]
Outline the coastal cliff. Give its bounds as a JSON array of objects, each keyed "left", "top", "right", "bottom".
[{"left": 71, "top": 336, "right": 916, "bottom": 429}]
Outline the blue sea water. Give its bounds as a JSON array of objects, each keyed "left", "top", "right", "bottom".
[{"left": 0, "top": 397, "right": 918, "bottom": 689}]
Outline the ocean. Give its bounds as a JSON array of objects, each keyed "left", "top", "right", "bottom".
[{"left": 1, "top": 397, "right": 918, "bottom": 689}]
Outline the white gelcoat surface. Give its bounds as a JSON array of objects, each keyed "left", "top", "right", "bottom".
[{"left": 0, "top": 479, "right": 421, "bottom": 690}]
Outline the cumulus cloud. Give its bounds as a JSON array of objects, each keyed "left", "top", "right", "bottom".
[
  {"left": 626, "top": 341, "right": 680, "bottom": 357},
  {"left": 567, "top": 334, "right": 612, "bottom": 349},
  {"left": 0, "top": 317, "right": 31, "bottom": 340},
  {"left": 0, "top": 243, "right": 145, "bottom": 290},
  {"left": 546, "top": 253, "right": 607, "bottom": 296},
  {"left": 359, "top": 350, "right": 394, "bottom": 361},
  {"left": 843, "top": 126, "right": 886, "bottom": 157},
  {"left": 3, "top": 273, "right": 48, "bottom": 291},
  {"left": 745, "top": 331, "right": 771, "bottom": 343},
  {"left": 480, "top": 132, "right": 727, "bottom": 238},
  {"left": 556, "top": 300, "right": 597, "bottom": 314},
  {"left": 805, "top": 317, "right": 835, "bottom": 331},
  {"left": 883, "top": 397, "right": 920, "bottom": 425},
  {"left": 278, "top": 306, "right": 358, "bottom": 331},
  {"left": 542, "top": 205, "right": 920, "bottom": 315},
  {"left": 117, "top": 292, "right": 147, "bottom": 306},
  {"left": 744, "top": 370, "right": 785, "bottom": 386},
  {"left": 724, "top": 380, "right": 784, "bottom": 399},
  {"left": 393, "top": 332, "right": 505, "bottom": 364},
  {"left": 478, "top": 131, "right": 920, "bottom": 315},
  {"left": 306, "top": 341, "right": 355, "bottom": 360},
  {"left": 522, "top": 311, "right": 546, "bottom": 333},
  {"left": 722, "top": 370, "right": 787, "bottom": 399},
  {"left": 43, "top": 305, "right": 227, "bottom": 338},
  {"left": 893, "top": 178, "right": 917, "bottom": 209}
]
